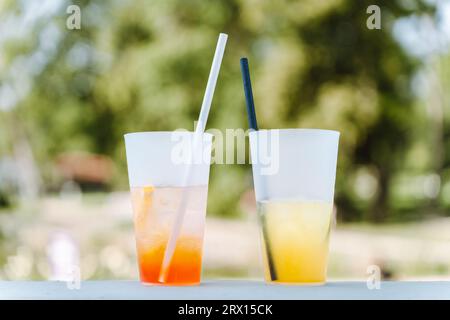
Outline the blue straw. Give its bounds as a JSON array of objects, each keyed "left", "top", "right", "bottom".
[{"left": 240, "top": 57, "right": 259, "bottom": 131}]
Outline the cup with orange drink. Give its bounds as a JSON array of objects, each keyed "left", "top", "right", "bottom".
[{"left": 124, "top": 131, "right": 212, "bottom": 285}]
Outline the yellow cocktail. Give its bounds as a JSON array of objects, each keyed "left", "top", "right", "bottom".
[{"left": 258, "top": 200, "right": 333, "bottom": 284}]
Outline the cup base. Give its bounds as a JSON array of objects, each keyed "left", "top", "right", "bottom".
[
  {"left": 265, "top": 280, "right": 326, "bottom": 286},
  {"left": 140, "top": 281, "right": 201, "bottom": 287}
]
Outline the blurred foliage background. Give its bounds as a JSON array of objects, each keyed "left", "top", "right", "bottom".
[{"left": 1, "top": 0, "right": 450, "bottom": 281}]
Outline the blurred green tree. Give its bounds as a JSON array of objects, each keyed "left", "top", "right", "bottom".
[{"left": 0, "top": 0, "right": 437, "bottom": 221}]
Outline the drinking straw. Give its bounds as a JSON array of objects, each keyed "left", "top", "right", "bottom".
[
  {"left": 240, "top": 57, "right": 277, "bottom": 281},
  {"left": 240, "top": 58, "right": 258, "bottom": 131},
  {"left": 159, "top": 33, "right": 228, "bottom": 283}
]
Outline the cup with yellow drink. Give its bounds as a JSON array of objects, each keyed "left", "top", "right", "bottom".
[
  {"left": 241, "top": 57, "right": 339, "bottom": 285},
  {"left": 249, "top": 129, "right": 339, "bottom": 284}
]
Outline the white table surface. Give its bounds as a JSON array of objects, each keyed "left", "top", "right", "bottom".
[{"left": 1, "top": 280, "right": 450, "bottom": 300}]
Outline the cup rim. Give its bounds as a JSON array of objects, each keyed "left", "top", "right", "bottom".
[
  {"left": 250, "top": 128, "right": 340, "bottom": 136},
  {"left": 124, "top": 131, "right": 214, "bottom": 139}
]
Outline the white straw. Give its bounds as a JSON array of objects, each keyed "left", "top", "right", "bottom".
[{"left": 159, "top": 33, "right": 228, "bottom": 282}]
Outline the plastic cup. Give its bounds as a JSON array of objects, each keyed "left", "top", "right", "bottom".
[
  {"left": 124, "top": 131, "right": 212, "bottom": 285},
  {"left": 249, "top": 129, "right": 339, "bottom": 284}
]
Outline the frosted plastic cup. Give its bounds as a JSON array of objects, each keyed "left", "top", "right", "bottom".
[
  {"left": 124, "top": 131, "right": 212, "bottom": 285},
  {"left": 249, "top": 129, "right": 339, "bottom": 285}
]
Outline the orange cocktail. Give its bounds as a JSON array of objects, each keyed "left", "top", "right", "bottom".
[{"left": 131, "top": 185, "right": 207, "bottom": 285}]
